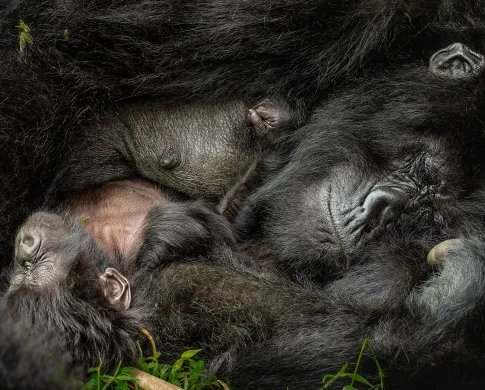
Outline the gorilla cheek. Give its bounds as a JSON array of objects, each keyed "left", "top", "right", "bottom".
[{"left": 268, "top": 168, "right": 407, "bottom": 269}]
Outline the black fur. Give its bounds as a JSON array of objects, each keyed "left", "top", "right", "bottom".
[
  {"left": 0, "top": 304, "right": 80, "bottom": 389},
  {"left": 10, "top": 57, "right": 485, "bottom": 383},
  {"left": 2, "top": 0, "right": 485, "bottom": 266},
  {"left": 237, "top": 64, "right": 485, "bottom": 284},
  {"left": 3, "top": 2, "right": 485, "bottom": 389},
  {"left": 5, "top": 208, "right": 485, "bottom": 389}
]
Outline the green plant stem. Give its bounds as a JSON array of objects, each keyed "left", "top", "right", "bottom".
[
  {"left": 97, "top": 361, "right": 102, "bottom": 390},
  {"left": 101, "top": 360, "right": 123, "bottom": 390},
  {"left": 350, "top": 339, "right": 369, "bottom": 388}
]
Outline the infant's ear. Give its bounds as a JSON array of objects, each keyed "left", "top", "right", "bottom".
[{"left": 99, "top": 267, "right": 131, "bottom": 310}]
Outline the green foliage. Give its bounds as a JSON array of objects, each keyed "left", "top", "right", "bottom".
[
  {"left": 64, "top": 29, "right": 70, "bottom": 40},
  {"left": 83, "top": 344, "right": 231, "bottom": 390},
  {"left": 16, "top": 19, "right": 33, "bottom": 51},
  {"left": 83, "top": 360, "right": 138, "bottom": 390},
  {"left": 136, "top": 343, "right": 229, "bottom": 390},
  {"left": 321, "top": 339, "right": 385, "bottom": 390}
]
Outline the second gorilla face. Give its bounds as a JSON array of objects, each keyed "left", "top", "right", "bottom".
[{"left": 242, "top": 43, "right": 485, "bottom": 283}]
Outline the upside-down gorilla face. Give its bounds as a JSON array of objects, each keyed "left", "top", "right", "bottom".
[
  {"left": 248, "top": 49, "right": 485, "bottom": 283},
  {"left": 8, "top": 211, "right": 110, "bottom": 298}
]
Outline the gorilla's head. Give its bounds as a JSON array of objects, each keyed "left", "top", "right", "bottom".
[{"left": 246, "top": 43, "right": 485, "bottom": 283}]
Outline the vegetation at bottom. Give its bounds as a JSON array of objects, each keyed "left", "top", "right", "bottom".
[
  {"left": 82, "top": 338, "right": 383, "bottom": 390},
  {"left": 321, "top": 339, "right": 385, "bottom": 390},
  {"left": 83, "top": 332, "right": 231, "bottom": 390}
]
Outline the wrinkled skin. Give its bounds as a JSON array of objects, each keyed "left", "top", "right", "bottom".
[
  {"left": 2, "top": 0, "right": 485, "bottom": 268},
  {"left": 6, "top": 206, "right": 485, "bottom": 389}
]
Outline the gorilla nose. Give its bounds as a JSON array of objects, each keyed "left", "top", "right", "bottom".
[
  {"left": 361, "top": 188, "right": 405, "bottom": 227},
  {"left": 16, "top": 230, "right": 41, "bottom": 266}
]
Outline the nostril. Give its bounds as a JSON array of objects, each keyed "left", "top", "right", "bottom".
[
  {"left": 22, "top": 235, "right": 36, "bottom": 247},
  {"left": 362, "top": 188, "right": 405, "bottom": 227},
  {"left": 16, "top": 231, "right": 41, "bottom": 266}
]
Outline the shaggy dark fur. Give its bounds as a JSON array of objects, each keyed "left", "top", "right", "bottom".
[
  {"left": 3, "top": 2, "right": 485, "bottom": 388},
  {"left": 1, "top": 0, "right": 485, "bottom": 266},
  {"left": 223, "top": 57, "right": 485, "bottom": 386},
  {"left": 5, "top": 208, "right": 485, "bottom": 389},
  {"left": 237, "top": 62, "right": 485, "bottom": 285},
  {"left": 6, "top": 56, "right": 485, "bottom": 388},
  {"left": 0, "top": 304, "right": 80, "bottom": 389},
  {"left": 2, "top": 0, "right": 471, "bottom": 102}
]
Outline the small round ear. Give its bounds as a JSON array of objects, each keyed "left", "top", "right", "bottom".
[
  {"left": 99, "top": 267, "right": 132, "bottom": 310},
  {"left": 429, "top": 42, "right": 485, "bottom": 79},
  {"left": 246, "top": 99, "right": 293, "bottom": 143}
]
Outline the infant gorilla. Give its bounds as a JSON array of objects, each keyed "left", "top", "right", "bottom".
[
  {"left": 38, "top": 98, "right": 295, "bottom": 270},
  {"left": 61, "top": 180, "right": 233, "bottom": 272},
  {"left": 7, "top": 183, "right": 320, "bottom": 387}
]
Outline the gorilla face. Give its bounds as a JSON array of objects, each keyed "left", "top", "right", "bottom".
[
  {"left": 248, "top": 59, "right": 485, "bottom": 283},
  {"left": 8, "top": 211, "right": 108, "bottom": 292}
]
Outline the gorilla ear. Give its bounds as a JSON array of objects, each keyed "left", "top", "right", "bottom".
[
  {"left": 246, "top": 99, "right": 293, "bottom": 141},
  {"left": 429, "top": 43, "right": 485, "bottom": 79},
  {"left": 100, "top": 268, "right": 132, "bottom": 310}
]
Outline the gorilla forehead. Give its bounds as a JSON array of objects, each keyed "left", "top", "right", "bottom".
[
  {"left": 9, "top": 212, "right": 108, "bottom": 292},
  {"left": 281, "top": 67, "right": 485, "bottom": 187}
]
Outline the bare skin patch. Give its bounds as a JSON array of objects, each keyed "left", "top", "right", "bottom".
[{"left": 69, "top": 180, "right": 167, "bottom": 256}]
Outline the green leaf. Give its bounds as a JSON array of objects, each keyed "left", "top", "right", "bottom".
[
  {"left": 158, "top": 364, "right": 170, "bottom": 380},
  {"left": 184, "top": 376, "right": 189, "bottom": 390},
  {"left": 322, "top": 373, "right": 336, "bottom": 383},
  {"left": 342, "top": 386, "right": 358, "bottom": 390},
  {"left": 120, "top": 367, "right": 136, "bottom": 375},
  {"left": 181, "top": 349, "right": 202, "bottom": 360},
  {"left": 138, "top": 361, "right": 149, "bottom": 373},
  {"left": 172, "top": 358, "right": 184, "bottom": 374},
  {"left": 16, "top": 20, "right": 33, "bottom": 52},
  {"left": 348, "top": 373, "right": 372, "bottom": 386},
  {"left": 190, "top": 359, "right": 204, "bottom": 371},
  {"left": 113, "top": 375, "right": 136, "bottom": 381},
  {"left": 374, "top": 358, "right": 385, "bottom": 379}
]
